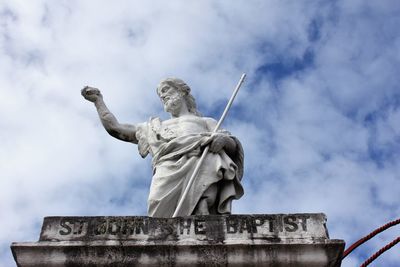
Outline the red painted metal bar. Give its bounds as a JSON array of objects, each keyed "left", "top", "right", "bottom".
[
  {"left": 342, "top": 218, "right": 400, "bottom": 259},
  {"left": 360, "top": 236, "right": 400, "bottom": 267}
]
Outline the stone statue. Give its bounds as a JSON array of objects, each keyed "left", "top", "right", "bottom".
[{"left": 81, "top": 78, "right": 244, "bottom": 217}]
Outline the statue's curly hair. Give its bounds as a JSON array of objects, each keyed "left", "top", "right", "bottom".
[{"left": 157, "top": 78, "right": 201, "bottom": 116}]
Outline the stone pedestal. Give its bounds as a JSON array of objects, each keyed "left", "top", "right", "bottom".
[{"left": 11, "top": 213, "right": 344, "bottom": 266}]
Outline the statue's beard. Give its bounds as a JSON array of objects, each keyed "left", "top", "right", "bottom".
[{"left": 164, "top": 95, "right": 182, "bottom": 114}]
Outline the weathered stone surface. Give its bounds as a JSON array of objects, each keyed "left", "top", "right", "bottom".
[
  {"left": 11, "top": 214, "right": 345, "bottom": 266},
  {"left": 39, "top": 214, "right": 328, "bottom": 243}
]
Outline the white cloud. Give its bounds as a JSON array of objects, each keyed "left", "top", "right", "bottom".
[{"left": 1, "top": 0, "right": 399, "bottom": 266}]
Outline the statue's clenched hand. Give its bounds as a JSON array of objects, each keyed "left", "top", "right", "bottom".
[{"left": 81, "top": 86, "right": 103, "bottom": 103}]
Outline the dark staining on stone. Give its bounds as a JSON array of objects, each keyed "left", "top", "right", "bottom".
[
  {"left": 64, "top": 245, "right": 142, "bottom": 267},
  {"left": 144, "top": 218, "right": 179, "bottom": 242},
  {"left": 194, "top": 245, "right": 228, "bottom": 266},
  {"left": 263, "top": 237, "right": 282, "bottom": 243},
  {"left": 157, "top": 245, "right": 178, "bottom": 267},
  {"left": 159, "top": 219, "right": 179, "bottom": 240},
  {"left": 204, "top": 217, "right": 225, "bottom": 243}
]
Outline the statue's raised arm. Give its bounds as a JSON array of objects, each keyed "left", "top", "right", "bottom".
[{"left": 81, "top": 86, "right": 138, "bottom": 144}]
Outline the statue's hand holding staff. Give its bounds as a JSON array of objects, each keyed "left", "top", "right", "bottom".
[{"left": 201, "top": 133, "right": 234, "bottom": 154}]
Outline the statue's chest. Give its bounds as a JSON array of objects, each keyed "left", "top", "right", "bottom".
[
  {"left": 161, "top": 119, "right": 209, "bottom": 138},
  {"left": 138, "top": 116, "right": 210, "bottom": 158}
]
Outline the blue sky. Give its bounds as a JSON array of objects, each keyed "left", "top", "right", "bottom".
[{"left": 1, "top": 1, "right": 399, "bottom": 266}]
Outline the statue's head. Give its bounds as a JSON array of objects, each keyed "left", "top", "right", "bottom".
[{"left": 157, "top": 78, "right": 200, "bottom": 116}]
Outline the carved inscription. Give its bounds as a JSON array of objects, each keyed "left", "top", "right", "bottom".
[
  {"left": 59, "top": 220, "right": 87, "bottom": 235},
  {"left": 56, "top": 215, "right": 312, "bottom": 240}
]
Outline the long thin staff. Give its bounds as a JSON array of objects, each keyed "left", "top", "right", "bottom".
[{"left": 172, "top": 73, "right": 246, "bottom": 217}]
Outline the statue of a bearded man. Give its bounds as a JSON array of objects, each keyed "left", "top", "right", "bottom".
[{"left": 82, "top": 78, "right": 244, "bottom": 217}]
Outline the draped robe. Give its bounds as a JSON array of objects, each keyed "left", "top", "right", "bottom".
[{"left": 135, "top": 115, "right": 244, "bottom": 217}]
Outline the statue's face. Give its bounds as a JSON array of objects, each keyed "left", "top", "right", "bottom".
[{"left": 158, "top": 84, "right": 184, "bottom": 115}]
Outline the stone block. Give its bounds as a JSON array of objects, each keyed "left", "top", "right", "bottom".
[{"left": 11, "top": 213, "right": 344, "bottom": 266}]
